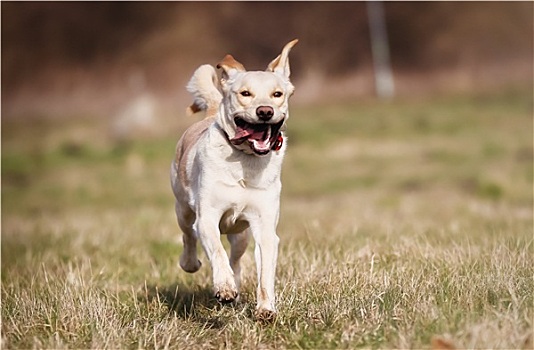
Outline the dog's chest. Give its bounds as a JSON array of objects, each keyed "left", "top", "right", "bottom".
[{"left": 214, "top": 183, "right": 278, "bottom": 234}]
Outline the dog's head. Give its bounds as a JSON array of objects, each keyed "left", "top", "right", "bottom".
[{"left": 216, "top": 39, "right": 298, "bottom": 156}]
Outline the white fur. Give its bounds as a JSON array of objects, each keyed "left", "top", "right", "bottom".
[{"left": 171, "top": 40, "right": 297, "bottom": 320}]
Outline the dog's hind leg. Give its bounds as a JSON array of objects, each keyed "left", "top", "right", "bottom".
[
  {"left": 176, "top": 202, "right": 202, "bottom": 273},
  {"left": 227, "top": 230, "right": 250, "bottom": 290}
]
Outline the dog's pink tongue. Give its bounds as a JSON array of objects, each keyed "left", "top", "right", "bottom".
[
  {"left": 231, "top": 125, "right": 255, "bottom": 144},
  {"left": 233, "top": 127, "right": 253, "bottom": 140}
]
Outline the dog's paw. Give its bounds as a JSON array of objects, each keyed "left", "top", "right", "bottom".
[
  {"left": 254, "top": 308, "right": 277, "bottom": 324},
  {"left": 179, "top": 256, "right": 202, "bottom": 273},
  {"left": 214, "top": 286, "right": 238, "bottom": 304}
]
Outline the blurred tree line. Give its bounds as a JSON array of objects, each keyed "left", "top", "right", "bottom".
[{"left": 2, "top": 2, "right": 532, "bottom": 116}]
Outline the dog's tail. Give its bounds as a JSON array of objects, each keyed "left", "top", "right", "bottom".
[{"left": 186, "top": 64, "right": 222, "bottom": 117}]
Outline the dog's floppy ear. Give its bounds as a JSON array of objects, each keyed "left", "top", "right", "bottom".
[
  {"left": 267, "top": 39, "right": 298, "bottom": 78},
  {"left": 217, "top": 54, "right": 246, "bottom": 81}
]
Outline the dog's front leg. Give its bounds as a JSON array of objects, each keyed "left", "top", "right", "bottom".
[
  {"left": 194, "top": 215, "right": 238, "bottom": 303},
  {"left": 249, "top": 216, "right": 280, "bottom": 320}
]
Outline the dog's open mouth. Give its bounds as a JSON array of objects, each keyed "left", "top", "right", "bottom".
[{"left": 230, "top": 117, "right": 284, "bottom": 155}]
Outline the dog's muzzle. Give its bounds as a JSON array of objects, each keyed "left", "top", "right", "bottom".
[{"left": 230, "top": 117, "right": 284, "bottom": 156}]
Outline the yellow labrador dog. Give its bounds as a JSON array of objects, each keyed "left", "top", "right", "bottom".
[{"left": 170, "top": 40, "right": 297, "bottom": 320}]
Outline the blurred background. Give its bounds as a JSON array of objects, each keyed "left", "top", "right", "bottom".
[
  {"left": 1, "top": 1, "right": 533, "bottom": 230},
  {"left": 2, "top": 1, "right": 532, "bottom": 120}
]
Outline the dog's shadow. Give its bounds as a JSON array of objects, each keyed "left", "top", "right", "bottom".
[{"left": 142, "top": 283, "right": 251, "bottom": 327}]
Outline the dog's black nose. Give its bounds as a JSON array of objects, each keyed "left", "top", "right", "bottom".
[{"left": 256, "top": 106, "right": 274, "bottom": 121}]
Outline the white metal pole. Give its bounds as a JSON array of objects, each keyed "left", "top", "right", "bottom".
[{"left": 367, "top": 1, "right": 395, "bottom": 99}]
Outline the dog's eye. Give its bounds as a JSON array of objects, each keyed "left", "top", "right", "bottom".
[
  {"left": 273, "top": 91, "right": 283, "bottom": 98},
  {"left": 240, "top": 90, "right": 251, "bottom": 97}
]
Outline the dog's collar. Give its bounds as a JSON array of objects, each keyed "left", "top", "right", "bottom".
[
  {"left": 222, "top": 129, "right": 284, "bottom": 155},
  {"left": 272, "top": 133, "right": 284, "bottom": 151}
]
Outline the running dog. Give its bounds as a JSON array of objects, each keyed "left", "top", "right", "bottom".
[{"left": 170, "top": 40, "right": 298, "bottom": 320}]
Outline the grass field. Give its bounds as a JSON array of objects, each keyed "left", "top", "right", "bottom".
[{"left": 2, "top": 88, "right": 533, "bottom": 349}]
